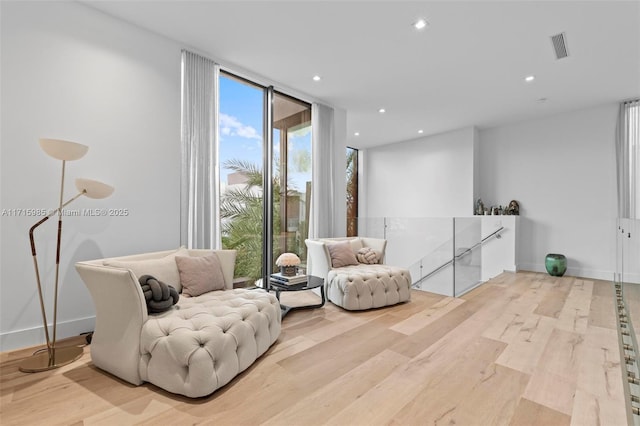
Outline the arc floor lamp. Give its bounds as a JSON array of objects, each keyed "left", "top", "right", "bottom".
[{"left": 19, "top": 138, "right": 114, "bottom": 373}]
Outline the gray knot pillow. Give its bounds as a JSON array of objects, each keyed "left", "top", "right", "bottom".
[
  {"left": 138, "top": 274, "right": 179, "bottom": 313},
  {"left": 356, "top": 247, "right": 380, "bottom": 264}
]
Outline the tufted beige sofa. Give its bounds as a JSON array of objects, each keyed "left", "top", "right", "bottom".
[
  {"left": 75, "top": 249, "right": 281, "bottom": 398},
  {"left": 305, "top": 237, "right": 412, "bottom": 310}
]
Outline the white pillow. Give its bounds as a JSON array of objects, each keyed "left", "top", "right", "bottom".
[{"left": 104, "top": 247, "right": 189, "bottom": 293}]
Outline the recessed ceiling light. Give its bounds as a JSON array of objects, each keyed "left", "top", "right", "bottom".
[
  {"left": 525, "top": 75, "right": 535, "bottom": 83},
  {"left": 413, "top": 19, "right": 428, "bottom": 30},
  {"left": 378, "top": 108, "right": 386, "bottom": 113},
  {"left": 418, "top": 129, "right": 424, "bottom": 134},
  {"left": 354, "top": 132, "right": 360, "bottom": 136},
  {"left": 312, "top": 75, "right": 321, "bottom": 82}
]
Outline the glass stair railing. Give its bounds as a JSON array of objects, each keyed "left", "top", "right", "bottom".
[
  {"left": 357, "top": 216, "right": 515, "bottom": 298},
  {"left": 410, "top": 225, "right": 504, "bottom": 297},
  {"left": 616, "top": 218, "right": 640, "bottom": 425}
]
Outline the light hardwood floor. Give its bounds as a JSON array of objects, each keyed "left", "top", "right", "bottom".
[{"left": 0, "top": 272, "right": 629, "bottom": 425}]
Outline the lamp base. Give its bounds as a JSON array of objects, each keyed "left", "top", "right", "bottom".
[{"left": 19, "top": 345, "right": 83, "bottom": 373}]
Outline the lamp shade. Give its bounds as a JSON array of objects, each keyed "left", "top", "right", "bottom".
[
  {"left": 75, "top": 178, "right": 114, "bottom": 199},
  {"left": 39, "top": 138, "right": 88, "bottom": 161}
]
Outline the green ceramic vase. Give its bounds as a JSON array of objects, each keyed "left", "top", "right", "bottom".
[{"left": 545, "top": 253, "right": 567, "bottom": 277}]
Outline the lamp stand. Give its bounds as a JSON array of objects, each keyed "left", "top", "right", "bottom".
[
  {"left": 19, "top": 346, "right": 84, "bottom": 373},
  {"left": 19, "top": 161, "right": 84, "bottom": 373}
]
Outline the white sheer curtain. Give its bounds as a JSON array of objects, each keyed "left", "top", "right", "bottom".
[
  {"left": 616, "top": 99, "right": 640, "bottom": 219},
  {"left": 180, "top": 50, "right": 220, "bottom": 248},
  {"left": 309, "top": 103, "right": 335, "bottom": 238}
]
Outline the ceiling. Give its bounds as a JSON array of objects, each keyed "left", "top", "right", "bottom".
[{"left": 83, "top": 0, "right": 640, "bottom": 149}]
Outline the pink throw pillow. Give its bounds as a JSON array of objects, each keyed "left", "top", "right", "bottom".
[
  {"left": 326, "top": 241, "right": 359, "bottom": 268},
  {"left": 175, "top": 253, "right": 226, "bottom": 297}
]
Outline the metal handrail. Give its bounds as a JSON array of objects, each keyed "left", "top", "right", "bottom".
[{"left": 411, "top": 226, "right": 504, "bottom": 288}]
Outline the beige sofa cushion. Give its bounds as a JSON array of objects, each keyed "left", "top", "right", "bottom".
[
  {"left": 139, "top": 289, "right": 281, "bottom": 397},
  {"left": 327, "top": 264, "right": 411, "bottom": 311},
  {"left": 175, "top": 253, "right": 226, "bottom": 297},
  {"left": 326, "top": 240, "right": 359, "bottom": 268},
  {"left": 104, "top": 247, "right": 188, "bottom": 293}
]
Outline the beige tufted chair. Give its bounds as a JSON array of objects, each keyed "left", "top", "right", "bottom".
[{"left": 305, "top": 237, "right": 412, "bottom": 310}]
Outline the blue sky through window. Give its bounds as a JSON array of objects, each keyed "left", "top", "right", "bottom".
[
  {"left": 219, "top": 74, "right": 312, "bottom": 192},
  {"left": 219, "top": 75, "right": 264, "bottom": 185}
]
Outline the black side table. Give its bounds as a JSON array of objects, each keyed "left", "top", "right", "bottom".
[{"left": 268, "top": 275, "right": 325, "bottom": 318}]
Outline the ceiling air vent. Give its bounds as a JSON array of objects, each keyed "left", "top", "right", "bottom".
[{"left": 551, "top": 32, "right": 569, "bottom": 60}]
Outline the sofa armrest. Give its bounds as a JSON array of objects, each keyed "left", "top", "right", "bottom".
[
  {"left": 75, "top": 262, "right": 146, "bottom": 385},
  {"left": 305, "top": 239, "right": 332, "bottom": 279}
]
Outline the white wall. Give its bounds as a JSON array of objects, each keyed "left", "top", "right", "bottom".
[
  {"left": 0, "top": 1, "right": 182, "bottom": 350},
  {"left": 361, "top": 104, "right": 618, "bottom": 281},
  {"left": 478, "top": 104, "right": 618, "bottom": 280},
  {"left": 362, "top": 126, "right": 476, "bottom": 218}
]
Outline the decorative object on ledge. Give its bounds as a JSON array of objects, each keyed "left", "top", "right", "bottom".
[
  {"left": 545, "top": 253, "right": 567, "bottom": 277},
  {"left": 476, "top": 199, "right": 520, "bottom": 215},
  {"left": 275, "top": 252, "right": 301, "bottom": 277},
  {"left": 20, "top": 138, "right": 114, "bottom": 373},
  {"left": 507, "top": 200, "right": 520, "bottom": 215}
]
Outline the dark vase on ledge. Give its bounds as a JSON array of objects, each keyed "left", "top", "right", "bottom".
[{"left": 545, "top": 253, "right": 567, "bottom": 277}]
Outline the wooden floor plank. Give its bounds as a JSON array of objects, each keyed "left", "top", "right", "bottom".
[
  {"left": 571, "top": 325, "right": 627, "bottom": 426},
  {"left": 588, "top": 279, "right": 615, "bottom": 331},
  {"left": 556, "top": 278, "right": 593, "bottom": 334},
  {"left": 263, "top": 349, "right": 409, "bottom": 426},
  {"left": 510, "top": 397, "right": 571, "bottom": 426},
  {"left": 0, "top": 272, "right": 629, "bottom": 426},
  {"left": 388, "top": 345, "right": 528, "bottom": 426},
  {"left": 389, "top": 296, "right": 465, "bottom": 335},
  {"left": 482, "top": 284, "right": 546, "bottom": 344},
  {"left": 535, "top": 288, "right": 569, "bottom": 319},
  {"left": 523, "top": 328, "right": 586, "bottom": 415},
  {"left": 495, "top": 314, "right": 557, "bottom": 374}
]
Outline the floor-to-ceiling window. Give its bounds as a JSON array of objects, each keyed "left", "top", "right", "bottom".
[
  {"left": 218, "top": 73, "right": 265, "bottom": 282},
  {"left": 219, "top": 71, "right": 311, "bottom": 283},
  {"left": 273, "top": 93, "right": 312, "bottom": 268}
]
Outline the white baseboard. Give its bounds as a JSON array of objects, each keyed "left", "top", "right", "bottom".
[
  {"left": 517, "top": 263, "right": 616, "bottom": 282},
  {"left": 621, "top": 273, "right": 640, "bottom": 285},
  {"left": 0, "top": 316, "right": 95, "bottom": 353}
]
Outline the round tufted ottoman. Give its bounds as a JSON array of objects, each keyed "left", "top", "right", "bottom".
[
  {"left": 139, "top": 289, "right": 281, "bottom": 398},
  {"left": 327, "top": 265, "right": 411, "bottom": 311}
]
